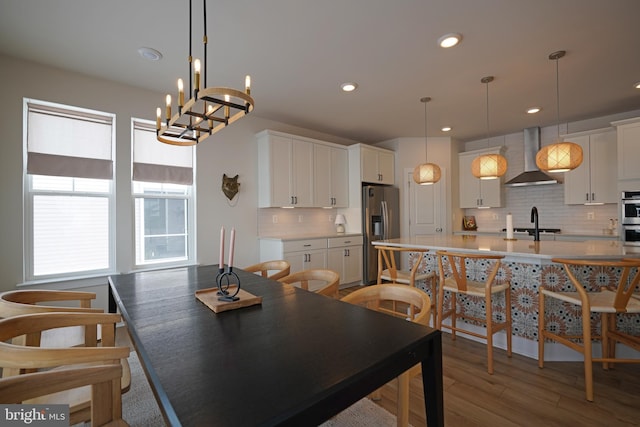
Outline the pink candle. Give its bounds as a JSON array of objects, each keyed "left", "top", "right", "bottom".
[
  {"left": 219, "top": 226, "right": 225, "bottom": 268},
  {"left": 228, "top": 228, "right": 236, "bottom": 267}
]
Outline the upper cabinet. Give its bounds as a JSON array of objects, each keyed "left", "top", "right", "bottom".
[
  {"left": 349, "top": 144, "right": 395, "bottom": 185},
  {"left": 612, "top": 117, "right": 640, "bottom": 182},
  {"left": 458, "top": 147, "right": 503, "bottom": 208},
  {"left": 314, "top": 144, "right": 349, "bottom": 207},
  {"left": 563, "top": 128, "right": 617, "bottom": 205},
  {"left": 257, "top": 130, "right": 349, "bottom": 208}
]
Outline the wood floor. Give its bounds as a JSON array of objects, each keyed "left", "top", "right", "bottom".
[{"left": 337, "top": 287, "right": 640, "bottom": 427}]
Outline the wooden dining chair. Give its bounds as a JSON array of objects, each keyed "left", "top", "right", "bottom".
[
  {"left": 340, "top": 284, "right": 431, "bottom": 427},
  {"left": 243, "top": 260, "right": 291, "bottom": 281},
  {"left": 0, "top": 312, "right": 131, "bottom": 425},
  {"left": 278, "top": 269, "right": 340, "bottom": 298},
  {"left": 0, "top": 289, "right": 103, "bottom": 347},
  {"left": 0, "top": 364, "right": 129, "bottom": 427},
  {"left": 376, "top": 245, "right": 437, "bottom": 326},
  {"left": 436, "top": 250, "right": 512, "bottom": 374},
  {"left": 539, "top": 258, "right": 640, "bottom": 401}
]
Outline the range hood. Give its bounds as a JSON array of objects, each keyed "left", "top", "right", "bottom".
[{"left": 504, "top": 127, "right": 559, "bottom": 187}]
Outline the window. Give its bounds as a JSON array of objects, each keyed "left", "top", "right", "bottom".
[
  {"left": 132, "top": 120, "right": 195, "bottom": 267},
  {"left": 24, "top": 99, "right": 115, "bottom": 280}
]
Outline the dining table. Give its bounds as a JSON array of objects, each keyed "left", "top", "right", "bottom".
[{"left": 108, "top": 264, "right": 444, "bottom": 426}]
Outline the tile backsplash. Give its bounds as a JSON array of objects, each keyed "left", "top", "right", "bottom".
[
  {"left": 258, "top": 208, "right": 339, "bottom": 236},
  {"left": 465, "top": 184, "right": 618, "bottom": 235}
]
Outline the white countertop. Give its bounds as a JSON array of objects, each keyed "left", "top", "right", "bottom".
[
  {"left": 454, "top": 230, "right": 619, "bottom": 240},
  {"left": 259, "top": 232, "right": 362, "bottom": 241},
  {"left": 373, "top": 235, "right": 639, "bottom": 261}
]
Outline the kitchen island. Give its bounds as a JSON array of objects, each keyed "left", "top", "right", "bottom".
[{"left": 373, "top": 235, "right": 640, "bottom": 360}]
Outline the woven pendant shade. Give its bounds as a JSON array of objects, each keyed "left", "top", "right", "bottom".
[
  {"left": 471, "top": 76, "right": 507, "bottom": 180},
  {"left": 413, "top": 162, "right": 442, "bottom": 185},
  {"left": 538, "top": 51, "right": 583, "bottom": 173},
  {"left": 412, "top": 96, "right": 441, "bottom": 185},
  {"left": 535, "top": 141, "right": 583, "bottom": 173},
  {"left": 471, "top": 153, "right": 507, "bottom": 180}
]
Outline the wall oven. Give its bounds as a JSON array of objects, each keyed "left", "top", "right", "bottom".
[{"left": 621, "top": 191, "right": 640, "bottom": 246}]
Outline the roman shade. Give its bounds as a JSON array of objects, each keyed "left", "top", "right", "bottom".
[
  {"left": 133, "top": 122, "right": 193, "bottom": 185},
  {"left": 26, "top": 102, "right": 114, "bottom": 179}
]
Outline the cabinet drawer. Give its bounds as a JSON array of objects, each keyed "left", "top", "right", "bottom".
[
  {"left": 328, "top": 235, "right": 363, "bottom": 248},
  {"left": 282, "top": 239, "right": 326, "bottom": 253}
]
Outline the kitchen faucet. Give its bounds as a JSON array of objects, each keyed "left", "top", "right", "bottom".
[{"left": 530, "top": 206, "right": 540, "bottom": 241}]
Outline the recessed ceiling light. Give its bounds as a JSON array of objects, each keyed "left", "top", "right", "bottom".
[
  {"left": 340, "top": 82, "right": 358, "bottom": 92},
  {"left": 634, "top": 82, "right": 640, "bottom": 89},
  {"left": 526, "top": 107, "right": 541, "bottom": 114},
  {"left": 437, "top": 33, "right": 462, "bottom": 48},
  {"left": 137, "top": 47, "right": 163, "bottom": 61},
  {"left": 441, "top": 126, "right": 452, "bottom": 132}
]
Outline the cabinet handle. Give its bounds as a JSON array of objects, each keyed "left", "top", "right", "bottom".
[
  {"left": 303, "top": 244, "right": 311, "bottom": 247},
  {"left": 592, "top": 192, "right": 595, "bottom": 201},
  {"left": 344, "top": 240, "right": 351, "bottom": 244},
  {"left": 585, "top": 193, "right": 589, "bottom": 201}
]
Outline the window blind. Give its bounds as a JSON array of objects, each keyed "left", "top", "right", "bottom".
[
  {"left": 26, "top": 102, "right": 114, "bottom": 179},
  {"left": 132, "top": 123, "right": 194, "bottom": 185}
]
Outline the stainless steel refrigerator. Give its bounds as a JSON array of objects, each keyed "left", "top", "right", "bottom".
[{"left": 362, "top": 185, "right": 400, "bottom": 285}]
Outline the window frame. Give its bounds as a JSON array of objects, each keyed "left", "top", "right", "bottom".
[
  {"left": 130, "top": 118, "right": 196, "bottom": 270},
  {"left": 22, "top": 98, "right": 116, "bottom": 283}
]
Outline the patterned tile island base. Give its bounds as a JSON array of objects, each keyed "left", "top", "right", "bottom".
[
  {"left": 373, "top": 235, "right": 640, "bottom": 358},
  {"left": 412, "top": 253, "right": 640, "bottom": 341}
]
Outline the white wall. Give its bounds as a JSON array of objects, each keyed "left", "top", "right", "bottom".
[{"left": 0, "top": 54, "right": 359, "bottom": 294}]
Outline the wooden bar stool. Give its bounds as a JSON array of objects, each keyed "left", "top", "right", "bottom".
[
  {"left": 376, "top": 245, "right": 437, "bottom": 326},
  {"left": 436, "top": 250, "right": 512, "bottom": 374},
  {"left": 539, "top": 258, "right": 640, "bottom": 401}
]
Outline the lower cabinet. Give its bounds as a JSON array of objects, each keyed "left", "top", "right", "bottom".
[
  {"left": 259, "top": 235, "right": 363, "bottom": 285},
  {"left": 327, "top": 236, "right": 363, "bottom": 285}
]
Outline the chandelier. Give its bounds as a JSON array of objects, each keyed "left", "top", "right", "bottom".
[
  {"left": 156, "top": 0, "right": 254, "bottom": 146},
  {"left": 536, "top": 50, "right": 582, "bottom": 172},
  {"left": 471, "top": 76, "right": 507, "bottom": 180},
  {"left": 412, "top": 97, "right": 441, "bottom": 185}
]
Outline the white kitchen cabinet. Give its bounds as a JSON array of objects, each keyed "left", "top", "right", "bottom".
[
  {"left": 314, "top": 144, "right": 349, "bottom": 207},
  {"left": 257, "top": 132, "right": 314, "bottom": 208},
  {"left": 612, "top": 117, "right": 640, "bottom": 181},
  {"left": 563, "top": 128, "right": 617, "bottom": 205},
  {"left": 458, "top": 147, "right": 503, "bottom": 208},
  {"left": 259, "top": 235, "right": 363, "bottom": 284},
  {"left": 327, "top": 235, "right": 363, "bottom": 285},
  {"left": 259, "top": 238, "right": 327, "bottom": 273},
  {"left": 359, "top": 145, "right": 395, "bottom": 185}
]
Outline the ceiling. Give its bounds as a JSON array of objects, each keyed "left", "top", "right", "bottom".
[{"left": 1, "top": 0, "right": 639, "bottom": 144}]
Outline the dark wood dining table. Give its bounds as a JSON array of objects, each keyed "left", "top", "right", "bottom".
[{"left": 108, "top": 264, "right": 444, "bottom": 427}]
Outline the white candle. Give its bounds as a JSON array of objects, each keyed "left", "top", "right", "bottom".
[
  {"left": 506, "top": 213, "right": 514, "bottom": 240},
  {"left": 219, "top": 226, "right": 225, "bottom": 268},
  {"left": 228, "top": 228, "right": 236, "bottom": 267}
]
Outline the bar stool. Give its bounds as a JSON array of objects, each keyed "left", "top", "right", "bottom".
[
  {"left": 436, "top": 250, "right": 512, "bottom": 374},
  {"left": 539, "top": 258, "right": 640, "bottom": 401},
  {"left": 376, "top": 245, "right": 437, "bottom": 326}
]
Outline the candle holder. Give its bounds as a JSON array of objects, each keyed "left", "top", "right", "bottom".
[{"left": 216, "top": 266, "right": 241, "bottom": 302}]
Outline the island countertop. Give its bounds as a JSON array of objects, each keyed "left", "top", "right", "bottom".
[{"left": 373, "top": 235, "right": 639, "bottom": 262}]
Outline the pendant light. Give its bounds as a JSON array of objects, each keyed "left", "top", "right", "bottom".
[
  {"left": 535, "top": 50, "right": 582, "bottom": 172},
  {"left": 413, "top": 97, "right": 441, "bottom": 185},
  {"left": 471, "top": 76, "right": 507, "bottom": 180}
]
